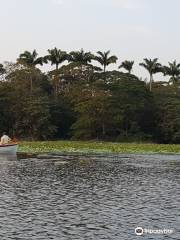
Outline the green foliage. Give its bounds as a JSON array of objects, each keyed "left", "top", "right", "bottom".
[
  {"left": 71, "top": 72, "right": 154, "bottom": 141},
  {"left": 1, "top": 66, "right": 55, "bottom": 139},
  {"left": 1, "top": 48, "right": 180, "bottom": 144},
  {"left": 49, "top": 96, "right": 75, "bottom": 139},
  {"left": 0, "top": 83, "right": 14, "bottom": 133},
  {"left": 119, "top": 60, "right": 134, "bottom": 73},
  {"left": 94, "top": 50, "right": 118, "bottom": 73},
  {"left": 72, "top": 91, "right": 111, "bottom": 139},
  {"left": 69, "top": 49, "right": 94, "bottom": 65},
  {"left": 139, "top": 58, "right": 162, "bottom": 91},
  {"left": 44, "top": 48, "right": 68, "bottom": 96},
  {"left": 153, "top": 86, "right": 180, "bottom": 143},
  {"left": 17, "top": 50, "right": 44, "bottom": 68},
  {"left": 108, "top": 73, "right": 154, "bottom": 140},
  {"left": 45, "top": 48, "right": 68, "bottom": 70},
  {"left": 14, "top": 96, "right": 56, "bottom": 140},
  {"left": 162, "top": 60, "right": 180, "bottom": 84}
]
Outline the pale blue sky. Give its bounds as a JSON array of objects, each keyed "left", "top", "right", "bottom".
[{"left": 1, "top": 0, "right": 180, "bottom": 79}]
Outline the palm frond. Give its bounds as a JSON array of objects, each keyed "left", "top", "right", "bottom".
[
  {"left": 94, "top": 50, "right": 117, "bottom": 71},
  {"left": 17, "top": 50, "right": 42, "bottom": 68}
]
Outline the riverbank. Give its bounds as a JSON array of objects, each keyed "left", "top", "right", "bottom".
[{"left": 18, "top": 141, "right": 180, "bottom": 154}]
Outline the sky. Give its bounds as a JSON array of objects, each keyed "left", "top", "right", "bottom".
[{"left": 1, "top": 0, "right": 180, "bottom": 80}]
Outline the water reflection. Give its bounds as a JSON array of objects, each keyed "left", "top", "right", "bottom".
[
  {"left": 0, "top": 153, "right": 17, "bottom": 161},
  {"left": 0, "top": 153, "right": 179, "bottom": 240}
]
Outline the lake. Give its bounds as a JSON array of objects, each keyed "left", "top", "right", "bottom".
[{"left": 0, "top": 153, "right": 179, "bottom": 239}]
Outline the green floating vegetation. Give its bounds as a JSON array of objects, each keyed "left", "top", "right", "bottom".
[{"left": 19, "top": 141, "right": 180, "bottom": 154}]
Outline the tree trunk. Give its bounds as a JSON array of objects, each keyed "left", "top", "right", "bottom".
[
  {"left": 54, "top": 64, "right": 59, "bottom": 97},
  {"left": 149, "top": 74, "right": 153, "bottom": 91},
  {"left": 172, "top": 75, "right": 176, "bottom": 85},
  {"left": 103, "top": 65, "right": 106, "bottom": 81}
]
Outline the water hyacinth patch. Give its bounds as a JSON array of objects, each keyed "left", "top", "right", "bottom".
[{"left": 19, "top": 141, "right": 180, "bottom": 154}]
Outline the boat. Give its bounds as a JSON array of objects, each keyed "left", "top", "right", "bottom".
[{"left": 0, "top": 143, "right": 18, "bottom": 154}]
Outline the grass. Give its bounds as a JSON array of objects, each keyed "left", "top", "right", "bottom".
[{"left": 18, "top": 140, "right": 180, "bottom": 154}]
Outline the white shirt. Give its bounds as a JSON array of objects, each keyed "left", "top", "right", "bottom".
[{"left": 1, "top": 135, "right": 11, "bottom": 144}]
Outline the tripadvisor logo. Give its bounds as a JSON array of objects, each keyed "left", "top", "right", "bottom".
[
  {"left": 135, "top": 227, "right": 144, "bottom": 236},
  {"left": 135, "top": 227, "right": 174, "bottom": 236}
]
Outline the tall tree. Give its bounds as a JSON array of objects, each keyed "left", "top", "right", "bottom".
[
  {"left": 163, "top": 60, "right": 180, "bottom": 85},
  {"left": 139, "top": 58, "right": 162, "bottom": 91},
  {"left": 45, "top": 48, "right": 68, "bottom": 96},
  {"left": 69, "top": 49, "right": 94, "bottom": 67},
  {"left": 119, "top": 60, "right": 134, "bottom": 74},
  {"left": 94, "top": 50, "right": 118, "bottom": 73},
  {"left": 17, "top": 50, "right": 44, "bottom": 68},
  {"left": 68, "top": 49, "right": 93, "bottom": 66},
  {"left": 65, "top": 49, "right": 95, "bottom": 83},
  {"left": 71, "top": 83, "right": 111, "bottom": 139},
  {"left": 153, "top": 85, "right": 180, "bottom": 143},
  {"left": 45, "top": 48, "right": 67, "bottom": 71},
  {"left": 17, "top": 50, "right": 44, "bottom": 92}
]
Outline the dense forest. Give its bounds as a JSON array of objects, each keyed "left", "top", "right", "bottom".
[{"left": 0, "top": 48, "right": 180, "bottom": 143}]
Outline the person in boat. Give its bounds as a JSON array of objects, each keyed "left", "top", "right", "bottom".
[{"left": 0, "top": 132, "right": 11, "bottom": 145}]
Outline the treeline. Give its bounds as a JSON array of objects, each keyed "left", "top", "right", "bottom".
[{"left": 0, "top": 48, "right": 180, "bottom": 143}]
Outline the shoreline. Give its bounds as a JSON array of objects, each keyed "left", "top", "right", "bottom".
[{"left": 18, "top": 141, "right": 180, "bottom": 154}]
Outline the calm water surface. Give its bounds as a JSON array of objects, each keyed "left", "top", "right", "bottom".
[{"left": 0, "top": 153, "right": 179, "bottom": 240}]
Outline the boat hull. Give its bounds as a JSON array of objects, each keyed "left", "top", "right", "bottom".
[{"left": 0, "top": 144, "right": 18, "bottom": 154}]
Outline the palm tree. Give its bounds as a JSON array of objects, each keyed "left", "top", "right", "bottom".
[
  {"left": 45, "top": 48, "right": 67, "bottom": 71},
  {"left": 45, "top": 48, "right": 68, "bottom": 96},
  {"left": 17, "top": 50, "right": 44, "bottom": 92},
  {"left": 94, "top": 50, "right": 118, "bottom": 73},
  {"left": 17, "top": 50, "right": 44, "bottom": 68},
  {"left": 68, "top": 49, "right": 94, "bottom": 66},
  {"left": 67, "top": 49, "right": 95, "bottom": 83},
  {"left": 163, "top": 60, "right": 180, "bottom": 85},
  {"left": 139, "top": 58, "right": 162, "bottom": 91},
  {"left": 119, "top": 60, "right": 134, "bottom": 74}
]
